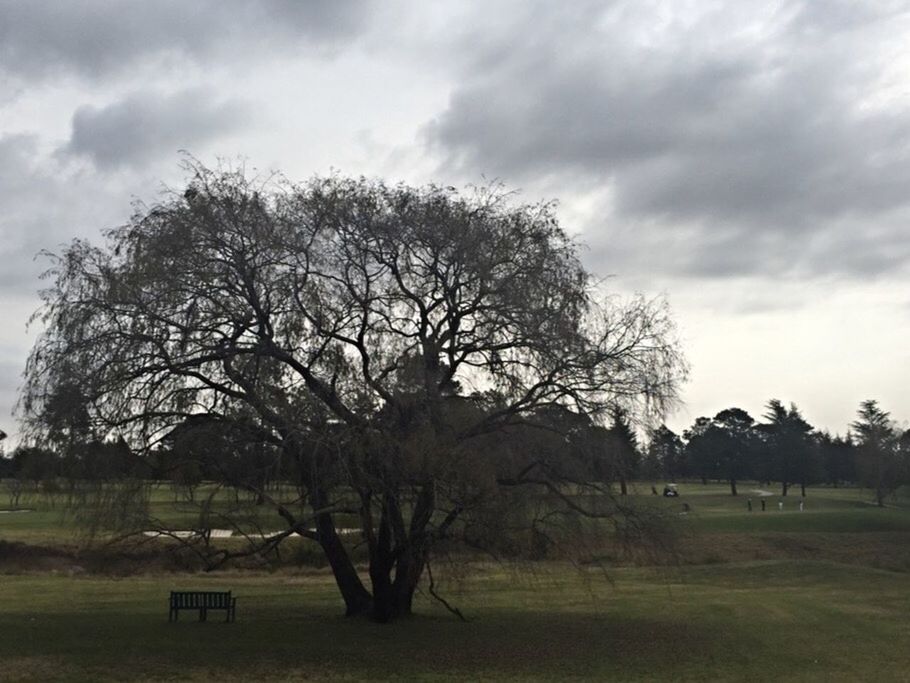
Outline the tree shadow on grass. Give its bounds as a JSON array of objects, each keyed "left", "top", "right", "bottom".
[{"left": 0, "top": 607, "right": 720, "bottom": 681}]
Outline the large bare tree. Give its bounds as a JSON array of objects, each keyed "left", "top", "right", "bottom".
[{"left": 21, "top": 164, "right": 686, "bottom": 621}]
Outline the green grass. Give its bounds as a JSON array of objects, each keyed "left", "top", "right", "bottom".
[
  {"left": 0, "top": 507, "right": 91, "bottom": 544},
  {"left": 0, "top": 481, "right": 359, "bottom": 543},
  {"left": 691, "top": 507, "right": 910, "bottom": 533},
  {"left": 5, "top": 480, "right": 908, "bottom": 542},
  {"left": 3, "top": 481, "right": 910, "bottom": 680},
  {"left": 0, "top": 561, "right": 908, "bottom": 681},
  {"left": 633, "top": 481, "right": 910, "bottom": 533}
]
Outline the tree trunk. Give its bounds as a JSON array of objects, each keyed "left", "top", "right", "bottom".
[
  {"left": 318, "top": 515, "right": 373, "bottom": 616},
  {"left": 368, "top": 547, "right": 426, "bottom": 622},
  {"left": 730, "top": 478, "right": 737, "bottom": 496},
  {"left": 392, "top": 547, "right": 426, "bottom": 617},
  {"left": 781, "top": 481, "right": 789, "bottom": 496},
  {"left": 311, "top": 482, "right": 372, "bottom": 617},
  {"left": 619, "top": 477, "right": 628, "bottom": 496},
  {"left": 800, "top": 482, "right": 806, "bottom": 497},
  {"left": 363, "top": 487, "right": 435, "bottom": 623},
  {"left": 368, "top": 495, "right": 396, "bottom": 622}
]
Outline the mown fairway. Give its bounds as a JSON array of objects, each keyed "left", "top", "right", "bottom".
[
  {"left": 1, "top": 482, "right": 909, "bottom": 681},
  {"left": 671, "top": 483, "right": 910, "bottom": 533}
]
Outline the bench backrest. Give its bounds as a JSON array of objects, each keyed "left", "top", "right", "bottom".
[{"left": 170, "top": 591, "right": 232, "bottom": 609}]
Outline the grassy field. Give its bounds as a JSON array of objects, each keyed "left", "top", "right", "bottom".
[
  {"left": 662, "top": 483, "right": 910, "bottom": 533},
  {"left": 2, "top": 481, "right": 910, "bottom": 681},
  {"left": 0, "top": 481, "right": 362, "bottom": 544},
  {"left": 4, "top": 480, "right": 907, "bottom": 542},
  {"left": 0, "top": 561, "right": 908, "bottom": 681}
]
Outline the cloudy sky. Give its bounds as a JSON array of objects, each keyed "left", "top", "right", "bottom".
[{"left": 2, "top": 0, "right": 909, "bottom": 443}]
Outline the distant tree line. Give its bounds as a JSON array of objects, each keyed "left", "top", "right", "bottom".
[
  {"left": 638, "top": 399, "right": 910, "bottom": 505},
  {"left": 0, "top": 431, "right": 279, "bottom": 500},
  {"left": 4, "top": 399, "right": 906, "bottom": 510}
]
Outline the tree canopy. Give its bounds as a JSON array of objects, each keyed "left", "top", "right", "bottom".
[
  {"left": 21, "top": 164, "right": 686, "bottom": 621},
  {"left": 683, "top": 408, "right": 755, "bottom": 495},
  {"left": 852, "top": 400, "right": 905, "bottom": 507},
  {"left": 759, "top": 399, "right": 818, "bottom": 497}
]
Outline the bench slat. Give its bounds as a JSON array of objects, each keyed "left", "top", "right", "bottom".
[{"left": 168, "top": 591, "right": 236, "bottom": 622}]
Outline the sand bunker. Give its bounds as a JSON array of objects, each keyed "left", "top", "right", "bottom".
[
  {"left": 142, "top": 529, "right": 234, "bottom": 539},
  {"left": 143, "top": 527, "right": 361, "bottom": 540},
  {"left": 247, "top": 528, "right": 361, "bottom": 539}
]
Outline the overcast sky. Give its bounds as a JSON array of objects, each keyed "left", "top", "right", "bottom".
[{"left": 2, "top": 0, "right": 909, "bottom": 444}]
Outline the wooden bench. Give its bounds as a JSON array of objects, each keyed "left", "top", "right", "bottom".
[{"left": 168, "top": 591, "right": 237, "bottom": 622}]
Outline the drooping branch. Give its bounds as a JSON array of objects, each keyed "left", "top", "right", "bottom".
[{"left": 19, "top": 163, "right": 687, "bottom": 622}]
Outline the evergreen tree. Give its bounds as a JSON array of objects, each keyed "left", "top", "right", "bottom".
[
  {"left": 646, "top": 425, "right": 685, "bottom": 481},
  {"left": 683, "top": 409, "right": 756, "bottom": 495},
  {"left": 684, "top": 417, "right": 716, "bottom": 484},
  {"left": 606, "top": 409, "right": 640, "bottom": 495},
  {"left": 761, "top": 400, "right": 818, "bottom": 496},
  {"left": 816, "top": 431, "right": 856, "bottom": 487},
  {"left": 711, "top": 408, "right": 756, "bottom": 496},
  {"left": 852, "top": 400, "right": 903, "bottom": 507}
]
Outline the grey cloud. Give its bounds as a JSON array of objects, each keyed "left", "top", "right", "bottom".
[
  {"left": 60, "top": 90, "right": 252, "bottom": 169},
  {"left": 0, "top": 134, "right": 39, "bottom": 199},
  {"left": 0, "top": 357, "right": 20, "bottom": 429},
  {"left": 425, "top": 1, "right": 910, "bottom": 279},
  {"left": 0, "top": 0, "right": 370, "bottom": 82},
  {"left": 0, "top": 135, "right": 149, "bottom": 439},
  {"left": 0, "top": 135, "right": 57, "bottom": 293},
  {"left": 0, "top": 134, "right": 139, "bottom": 296}
]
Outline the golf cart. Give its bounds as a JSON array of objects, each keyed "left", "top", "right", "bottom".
[{"left": 662, "top": 483, "right": 679, "bottom": 497}]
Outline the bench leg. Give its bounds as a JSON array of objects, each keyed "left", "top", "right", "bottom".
[{"left": 170, "top": 605, "right": 237, "bottom": 623}]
